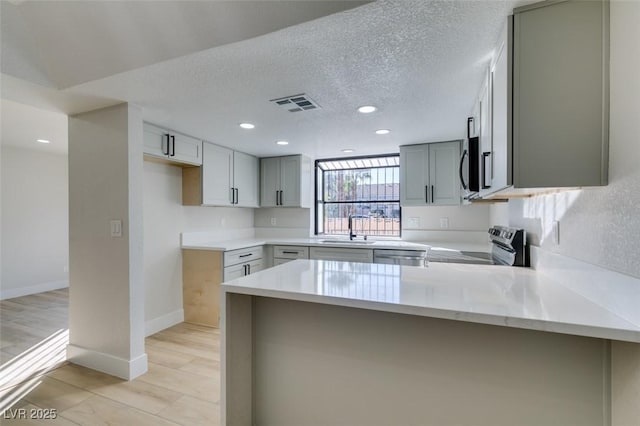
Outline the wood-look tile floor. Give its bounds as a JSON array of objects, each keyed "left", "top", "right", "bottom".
[{"left": 0, "top": 289, "right": 221, "bottom": 425}]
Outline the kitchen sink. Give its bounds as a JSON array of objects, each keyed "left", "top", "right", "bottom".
[{"left": 318, "top": 239, "right": 375, "bottom": 245}]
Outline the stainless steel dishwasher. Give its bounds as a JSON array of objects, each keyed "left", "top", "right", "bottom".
[{"left": 373, "top": 249, "right": 428, "bottom": 267}]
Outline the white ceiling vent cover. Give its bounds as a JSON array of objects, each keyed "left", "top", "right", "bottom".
[{"left": 270, "top": 94, "right": 321, "bottom": 112}]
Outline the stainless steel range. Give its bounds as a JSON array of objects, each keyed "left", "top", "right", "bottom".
[
  {"left": 428, "top": 226, "right": 528, "bottom": 267},
  {"left": 488, "top": 226, "right": 528, "bottom": 266}
]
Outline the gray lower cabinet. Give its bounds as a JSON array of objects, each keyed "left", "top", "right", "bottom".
[
  {"left": 309, "top": 247, "right": 373, "bottom": 263},
  {"left": 400, "top": 141, "right": 461, "bottom": 206},
  {"left": 273, "top": 245, "right": 309, "bottom": 266},
  {"left": 512, "top": 0, "right": 609, "bottom": 188},
  {"left": 223, "top": 246, "right": 264, "bottom": 281}
]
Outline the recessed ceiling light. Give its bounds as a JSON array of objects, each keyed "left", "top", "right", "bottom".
[
  {"left": 342, "top": 149, "right": 355, "bottom": 153},
  {"left": 36, "top": 139, "right": 50, "bottom": 144},
  {"left": 276, "top": 140, "right": 289, "bottom": 146},
  {"left": 375, "top": 129, "right": 390, "bottom": 135},
  {"left": 357, "top": 105, "right": 377, "bottom": 114},
  {"left": 239, "top": 123, "right": 255, "bottom": 129}
]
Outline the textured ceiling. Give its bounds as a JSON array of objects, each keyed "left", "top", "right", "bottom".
[
  {"left": 2, "top": 0, "right": 534, "bottom": 159},
  {"left": 1, "top": 0, "right": 369, "bottom": 88}
]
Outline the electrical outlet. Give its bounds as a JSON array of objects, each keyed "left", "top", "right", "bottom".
[
  {"left": 270, "top": 217, "right": 277, "bottom": 226},
  {"left": 110, "top": 220, "right": 122, "bottom": 237},
  {"left": 407, "top": 217, "right": 420, "bottom": 228},
  {"left": 440, "top": 217, "right": 449, "bottom": 229},
  {"left": 552, "top": 220, "right": 560, "bottom": 245}
]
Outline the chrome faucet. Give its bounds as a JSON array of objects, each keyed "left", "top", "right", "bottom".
[{"left": 348, "top": 214, "right": 356, "bottom": 240}]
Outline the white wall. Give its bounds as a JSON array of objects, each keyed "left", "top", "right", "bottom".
[
  {"left": 254, "top": 207, "right": 311, "bottom": 238},
  {"left": 492, "top": 0, "right": 640, "bottom": 279},
  {"left": 254, "top": 204, "right": 491, "bottom": 243},
  {"left": 143, "top": 160, "right": 254, "bottom": 335},
  {"left": 0, "top": 146, "right": 69, "bottom": 299},
  {"left": 68, "top": 103, "right": 146, "bottom": 380}
]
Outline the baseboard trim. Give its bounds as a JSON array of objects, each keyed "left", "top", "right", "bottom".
[
  {"left": 145, "top": 309, "right": 184, "bottom": 337},
  {"left": 66, "top": 344, "right": 148, "bottom": 380},
  {"left": 0, "top": 280, "right": 69, "bottom": 300}
]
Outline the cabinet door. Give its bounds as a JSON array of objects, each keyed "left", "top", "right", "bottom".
[
  {"left": 260, "top": 157, "right": 281, "bottom": 207},
  {"left": 478, "top": 75, "right": 492, "bottom": 193},
  {"left": 143, "top": 123, "right": 169, "bottom": 159},
  {"left": 202, "top": 142, "right": 233, "bottom": 206},
  {"left": 513, "top": 0, "right": 608, "bottom": 187},
  {"left": 223, "top": 264, "right": 246, "bottom": 282},
  {"left": 233, "top": 151, "right": 259, "bottom": 207},
  {"left": 279, "top": 156, "right": 302, "bottom": 207},
  {"left": 400, "top": 144, "right": 430, "bottom": 206},
  {"left": 429, "top": 141, "right": 461, "bottom": 205},
  {"left": 489, "top": 25, "right": 512, "bottom": 194},
  {"left": 246, "top": 259, "right": 264, "bottom": 275},
  {"left": 172, "top": 133, "right": 202, "bottom": 166}
]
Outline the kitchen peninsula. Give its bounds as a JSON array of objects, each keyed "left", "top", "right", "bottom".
[{"left": 221, "top": 259, "right": 640, "bottom": 426}]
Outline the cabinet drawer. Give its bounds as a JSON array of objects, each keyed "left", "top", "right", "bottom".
[
  {"left": 273, "top": 245, "right": 309, "bottom": 260},
  {"left": 224, "top": 246, "right": 263, "bottom": 267},
  {"left": 309, "top": 247, "right": 373, "bottom": 263}
]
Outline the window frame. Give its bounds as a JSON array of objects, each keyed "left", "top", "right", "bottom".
[{"left": 314, "top": 153, "right": 401, "bottom": 237}]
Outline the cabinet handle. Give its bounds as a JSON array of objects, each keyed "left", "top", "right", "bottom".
[
  {"left": 278, "top": 190, "right": 283, "bottom": 206},
  {"left": 243, "top": 264, "right": 247, "bottom": 275},
  {"left": 170, "top": 135, "right": 176, "bottom": 157},
  {"left": 459, "top": 149, "right": 468, "bottom": 190},
  {"left": 276, "top": 191, "right": 280, "bottom": 206},
  {"left": 239, "top": 253, "right": 253, "bottom": 258},
  {"left": 425, "top": 186, "right": 429, "bottom": 204},
  {"left": 482, "top": 152, "right": 492, "bottom": 189},
  {"left": 230, "top": 187, "right": 234, "bottom": 204},
  {"left": 163, "top": 134, "right": 170, "bottom": 156},
  {"left": 282, "top": 251, "right": 299, "bottom": 254},
  {"left": 431, "top": 185, "right": 434, "bottom": 203},
  {"left": 234, "top": 188, "right": 239, "bottom": 204},
  {"left": 247, "top": 264, "right": 251, "bottom": 275}
]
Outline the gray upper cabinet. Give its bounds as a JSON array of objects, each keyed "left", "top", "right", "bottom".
[
  {"left": 143, "top": 122, "right": 202, "bottom": 166},
  {"left": 488, "top": 19, "right": 513, "bottom": 195},
  {"left": 184, "top": 142, "right": 259, "bottom": 208},
  {"left": 260, "top": 155, "right": 311, "bottom": 208},
  {"left": 202, "top": 143, "right": 234, "bottom": 206},
  {"left": 513, "top": 0, "right": 609, "bottom": 188},
  {"left": 400, "top": 141, "right": 461, "bottom": 206},
  {"left": 233, "top": 151, "right": 260, "bottom": 207}
]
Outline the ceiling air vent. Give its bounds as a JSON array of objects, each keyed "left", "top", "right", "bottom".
[{"left": 270, "top": 94, "right": 321, "bottom": 112}]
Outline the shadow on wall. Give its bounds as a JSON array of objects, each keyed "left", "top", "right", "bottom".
[
  {"left": 514, "top": 190, "right": 582, "bottom": 246},
  {"left": 509, "top": 170, "right": 640, "bottom": 279}
]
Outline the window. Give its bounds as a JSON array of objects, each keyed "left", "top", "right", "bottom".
[{"left": 315, "top": 155, "right": 400, "bottom": 237}]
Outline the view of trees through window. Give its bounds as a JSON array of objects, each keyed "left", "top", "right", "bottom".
[{"left": 316, "top": 155, "right": 400, "bottom": 237}]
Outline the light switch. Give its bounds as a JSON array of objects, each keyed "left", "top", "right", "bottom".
[
  {"left": 110, "top": 220, "right": 122, "bottom": 238},
  {"left": 407, "top": 217, "right": 420, "bottom": 228}
]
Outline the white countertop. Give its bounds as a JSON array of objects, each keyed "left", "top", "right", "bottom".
[
  {"left": 221, "top": 259, "right": 640, "bottom": 343},
  {"left": 181, "top": 237, "right": 431, "bottom": 252}
]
